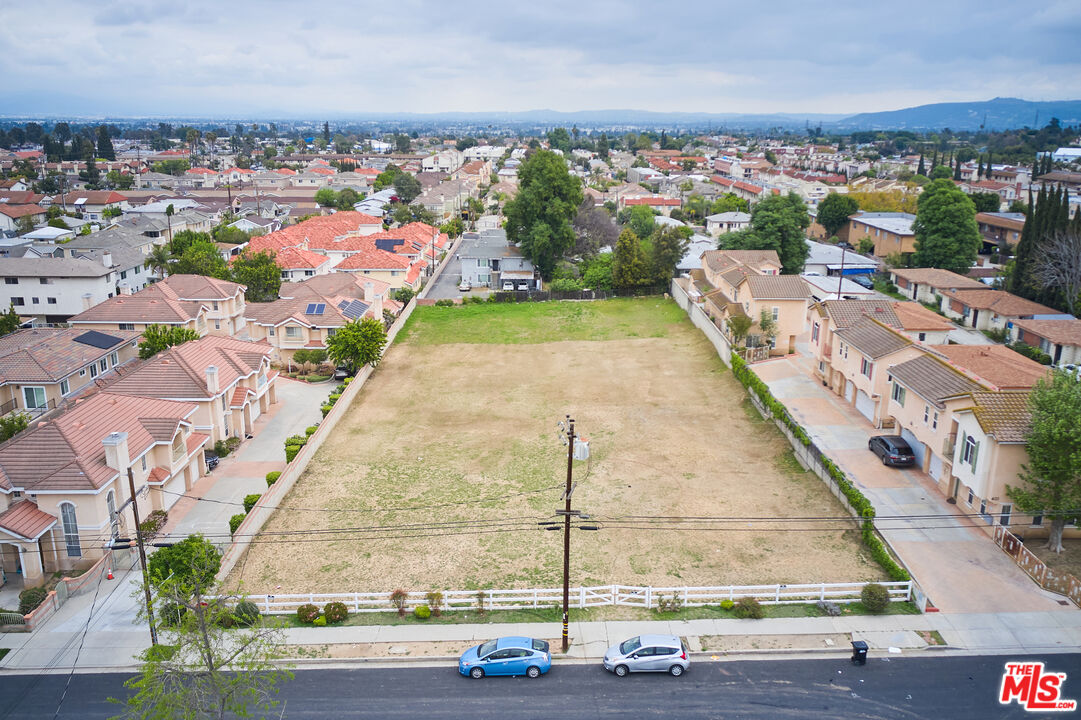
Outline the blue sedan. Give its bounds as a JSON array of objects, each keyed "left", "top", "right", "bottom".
[{"left": 458, "top": 637, "right": 551, "bottom": 679}]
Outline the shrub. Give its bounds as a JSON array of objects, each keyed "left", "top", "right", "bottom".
[
  {"left": 425, "top": 591, "right": 444, "bottom": 617},
  {"left": 234, "top": 600, "right": 260, "bottom": 627},
  {"left": 434, "top": 299, "right": 455, "bottom": 307},
  {"left": 266, "top": 471, "right": 281, "bottom": 487},
  {"left": 324, "top": 601, "right": 348, "bottom": 623},
  {"left": 656, "top": 594, "right": 682, "bottom": 613},
  {"left": 320, "top": 404, "right": 333, "bottom": 418},
  {"left": 224, "top": 436, "right": 241, "bottom": 452},
  {"left": 719, "top": 599, "right": 735, "bottom": 611},
  {"left": 285, "top": 435, "right": 307, "bottom": 447},
  {"left": 860, "top": 583, "right": 891, "bottom": 613},
  {"left": 475, "top": 590, "right": 487, "bottom": 614},
  {"left": 305, "top": 425, "right": 319, "bottom": 437},
  {"left": 305, "top": 374, "right": 330, "bottom": 383},
  {"left": 138, "top": 509, "right": 168, "bottom": 539},
  {"left": 390, "top": 588, "right": 409, "bottom": 616},
  {"left": 18, "top": 587, "right": 48, "bottom": 615},
  {"left": 296, "top": 603, "right": 320, "bottom": 624},
  {"left": 858, "top": 238, "right": 875, "bottom": 254},
  {"left": 413, "top": 604, "right": 431, "bottom": 620},
  {"left": 229, "top": 513, "right": 246, "bottom": 535},
  {"left": 285, "top": 445, "right": 302, "bottom": 463},
  {"left": 982, "top": 327, "right": 1010, "bottom": 343},
  {"left": 733, "top": 597, "right": 764, "bottom": 619},
  {"left": 549, "top": 278, "right": 583, "bottom": 292},
  {"left": 243, "top": 494, "right": 261, "bottom": 513},
  {"left": 313, "top": 615, "right": 327, "bottom": 627},
  {"left": 214, "top": 439, "right": 230, "bottom": 458},
  {"left": 327, "top": 393, "right": 342, "bottom": 404},
  {"left": 816, "top": 600, "right": 841, "bottom": 617}
]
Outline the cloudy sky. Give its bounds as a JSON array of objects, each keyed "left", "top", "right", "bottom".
[{"left": 1, "top": 0, "right": 1079, "bottom": 118}]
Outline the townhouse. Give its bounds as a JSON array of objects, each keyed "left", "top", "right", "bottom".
[
  {"left": 975, "top": 212, "right": 1025, "bottom": 253},
  {"left": 704, "top": 211, "right": 750, "bottom": 237},
  {"left": 105, "top": 335, "right": 277, "bottom": 444},
  {"left": 829, "top": 317, "right": 923, "bottom": 425},
  {"left": 0, "top": 393, "right": 208, "bottom": 582},
  {"left": 846, "top": 212, "right": 917, "bottom": 257},
  {"left": 0, "top": 327, "right": 141, "bottom": 417},
  {"left": 937, "top": 288, "right": 1070, "bottom": 332},
  {"left": 889, "top": 267, "right": 986, "bottom": 305},
  {"left": 1010, "top": 317, "right": 1081, "bottom": 366}
]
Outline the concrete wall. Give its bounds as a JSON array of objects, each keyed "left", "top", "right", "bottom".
[{"left": 671, "top": 278, "right": 732, "bottom": 368}]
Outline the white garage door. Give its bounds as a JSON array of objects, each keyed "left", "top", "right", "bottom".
[
  {"left": 928, "top": 452, "right": 943, "bottom": 481},
  {"left": 900, "top": 427, "right": 925, "bottom": 469},
  {"left": 161, "top": 472, "right": 186, "bottom": 511},
  {"left": 845, "top": 379, "right": 856, "bottom": 403},
  {"left": 250, "top": 400, "right": 261, "bottom": 422},
  {"left": 855, "top": 389, "right": 875, "bottom": 422}
]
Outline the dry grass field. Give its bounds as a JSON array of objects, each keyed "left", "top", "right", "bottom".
[{"left": 232, "top": 299, "right": 884, "bottom": 594}]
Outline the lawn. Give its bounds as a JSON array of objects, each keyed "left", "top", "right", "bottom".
[{"left": 232, "top": 298, "right": 883, "bottom": 595}]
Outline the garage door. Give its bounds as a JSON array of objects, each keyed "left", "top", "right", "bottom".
[
  {"left": 250, "top": 400, "right": 261, "bottom": 422},
  {"left": 845, "top": 380, "right": 856, "bottom": 403},
  {"left": 900, "top": 427, "right": 925, "bottom": 469},
  {"left": 161, "top": 472, "right": 186, "bottom": 511},
  {"left": 855, "top": 389, "right": 875, "bottom": 422},
  {"left": 928, "top": 452, "right": 943, "bottom": 481}
]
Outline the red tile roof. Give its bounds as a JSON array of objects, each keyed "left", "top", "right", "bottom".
[
  {"left": 334, "top": 247, "right": 411, "bottom": 270},
  {"left": 0, "top": 203, "right": 46, "bottom": 219},
  {"left": 0, "top": 500, "right": 57, "bottom": 541},
  {"left": 274, "top": 246, "right": 332, "bottom": 270},
  {"left": 624, "top": 197, "right": 681, "bottom": 207}
]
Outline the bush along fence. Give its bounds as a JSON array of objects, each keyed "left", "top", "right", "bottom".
[
  {"left": 227, "top": 581, "right": 913, "bottom": 616},
  {"left": 730, "top": 352, "right": 911, "bottom": 584}
]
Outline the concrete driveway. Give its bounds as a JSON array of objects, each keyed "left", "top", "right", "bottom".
[
  {"left": 751, "top": 353, "right": 1068, "bottom": 615},
  {"left": 163, "top": 377, "right": 331, "bottom": 543},
  {"left": 425, "top": 252, "right": 464, "bottom": 300}
]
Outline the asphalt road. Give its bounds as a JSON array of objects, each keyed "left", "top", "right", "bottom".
[
  {"left": 2, "top": 654, "right": 1078, "bottom": 719},
  {"left": 425, "top": 251, "right": 463, "bottom": 300}
]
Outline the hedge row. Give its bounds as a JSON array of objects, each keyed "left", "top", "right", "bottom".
[{"left": 729, "top": 353, "right": 909, "bottom": 582}]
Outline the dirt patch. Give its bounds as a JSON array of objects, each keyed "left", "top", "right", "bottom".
[
  {"left": 1024, "top": 538, "right": 1081, "bottom": 580},
  {"left": 700, "top": 633, "right": 851, "bottom": 652},
  {"left": 232, "top": 301, "right": 883, "bottom": 594}
]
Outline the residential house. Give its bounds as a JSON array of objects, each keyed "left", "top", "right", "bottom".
[
  {"left": 801, "top": 275, "right": 877, "bottom": 302},
  {"left": 704, "top": 211, "right": 751, "bottom": 237},
  {"left": 105, "top": 335, "right": 277, "bottom": 444},
  {"left": 975, "top": 212, "right": 1025, "bottom": 253},
  {"left": 889, "top": 301, "right": 954, "bottom": 344},
  {"left": 618, "top": 196, "right": 682, "bottom": 217},
  {"left": 703, "top": 268, "right": 809, "bottom": 355},
  {"left": 889, "top": 267, "right": 986, "bottom": 305},
  {"left": 0, "top": 204, "right": 47, "bottom": 233},
  {"left": 0, "top": 327, "right": 141, "bottom": 418},
  {"left": 803, "top": 240, "right": 878, "bottom": 279},
  {"left": 1010, "top": 317, "right": 1081, "bottom": 366},
  {"left": 829, "top": 317, "right": 923, "bottom": 425},
  {"left": 66, "top": 276, "right": 225, "bottom": 337},
  {"left": 154, "top": 275, "right": 247, "bottom": 336},
  {"left": 699, "top": 249, "right": 781, "bottom": 288},
  {"left": 0, "top": 393, "right": 208, "bottom": 583},
  {"left": 845, "top": 212, "right": 916, "bottom": 257},
  {"left": 56, "top": 191, "right": 130, "bottom": 221},
  {"left": 458, "top": 230, "right": 538, "bottom": 289},
  {"left": 244, "top": 288, "right": 385, "bottom": 364},
  {"left": 274, "top": 246, "right": 334, "bottom": 282},
  {"left": 421, "top": 149, "right": 464, "bottom": 174},
  {"left": 937, "top": 289, "right": 1070, "bottom": 332}
]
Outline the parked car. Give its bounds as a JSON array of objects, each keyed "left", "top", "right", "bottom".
[
  {"left": 501, "top": 281, "right": 514, "bottom": 291},
  {"left": 603, "top": 634, "right": 689, "bottom": 677},
  {"left": 458, "top": 280, "right": 471, "bottom": 292},
  {"left": 868, "top": 435, "right": 916, "bottom": 466},
  {"left": 204, "top": 451, "right": 220, "bottom": 471},
  {"left": 850, "top": 275, "right": 875, "bottom": 289},
  {"left": 459, "top": 637, "right": 551, "bottom": 679},
  {"left": 517, "top": 282, "right": 530, "bottom": 291},
  {"left": 333, "top": 366, "right": 350, "bottom": 380}
]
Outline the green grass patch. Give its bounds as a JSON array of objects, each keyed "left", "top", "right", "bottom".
[
  {"left": 0, "top": 648, "right": 8, "bottom": 660},
  {"left": 398, "top": 298, "right": 687, "bottom": 345}
]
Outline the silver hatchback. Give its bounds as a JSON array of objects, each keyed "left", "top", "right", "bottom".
[{"left": 603, "top": 634, "right": 689, "bottom": 677}]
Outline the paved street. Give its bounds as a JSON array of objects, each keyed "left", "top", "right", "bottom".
[
  {"left": 424, "top": 251, "right": 463, "bottom": 300},
  {"left": 752, "top": 351, "right": 1067, "bottom": 615},
  {"left": 2, "top": 655, "right": 1077, "bottom": 719}
]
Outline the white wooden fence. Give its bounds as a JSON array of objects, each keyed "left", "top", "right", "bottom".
[{"left": 237, "top": 581, "right": 911, "bottom": 615}]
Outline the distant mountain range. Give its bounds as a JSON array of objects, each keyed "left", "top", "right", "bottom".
[{"left": 828, "top": 97, "right": 1081, "bottom": 132}]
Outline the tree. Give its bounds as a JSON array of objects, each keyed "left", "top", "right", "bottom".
[
  {"left": 596, "top": 133, "right": 609, "bottom": 160},
  {"left": 612, "top": 229, "right": 650, "bottom": 288},
  {"left": 394, "top": 134, "right": 411, "bottom": 153},
  {"left": 147, "top": 245, "right": 173, "bottom": 280},
  {"left": 726, "top": 315, "right": 753, "bottom": 345},
  {"left": 722, "top": 193, "right": 810, "bottom": 274},
  {"left": 1032, "top": 230, "right": 1081, "bottom": 316},
  {"left": 323, "top": 121, "right": 331, "bottom": 144},
  {"left": 393, "top": 173, "right": 422, "bottom": 204},
  {"left": 503, "top": 150, "right": 583, "bottom": 278},
  {"left": 105, "top": 170, "right": 134, "bottom": 190},
  {"left": 115, "top": 534, "right": 291, "bottom": 720},
  {"left": 0, "top": 304, "right": 20, "bottom": 337},
  {"left": 930, "top": 165, "right": 953, "bottom": 180},
  {"left": 710, "top": 193, "right": 750, "bottom": 215},
  {"left": 581, "top": 253, "right": 614, "bottom": 290},
  {"left": 1008, "top": 372, "right": 1081, "bottom": 554},
  {"left": 757, "top": 308, "right": 778, "bottom": 346},
  {"left": 96, "top": 125, "right": 116, "bottom": 161},
  {"left": 627, "top": 204, "right": 656, "bottom": 240},
  {"left": 231, "top": 250, "right": 281, "bottom": 302},
  {"left": 911, "top": 179, "right": 981, "bottom": 275},
  {"left": 165, "top": 203, "right": 175, "bottom": 242},
  {"left": 970, "top": 192, "right": 1001, "bottom": 213},
  {"left": 327, "top": 317, "right": 387, "bottom": 374},
  {"left": 314, "top": 188, "right": 338, "bottom": 207},
  {"left": 571, "top": 198, "right": 618, "bottom": 256},
  {"left": 650, "top": 225, "right": 691, "bottom": 283},
  {"left": 139, "top": 324, "right": 201, "bottom": 359},
  {"left": 171, "top": 242, "right": 230, "bottom": 279},
  {"left": 373, "top": 164, "right": 401, "bottom": 191},
  {"left": 816, "top": 193, "right": 859, "bottom": 238},
  {"left": 546, "top": 128, "right": 571, "bottom": 154},
  {"left": 916, "top": 154, "right": 926, "bottom": 177},
  {"left": 0, "top": 412, "right": 29, "bottom": 443},
  {"left": 440, "top": 218, "right": 464, "bottom": 238}
]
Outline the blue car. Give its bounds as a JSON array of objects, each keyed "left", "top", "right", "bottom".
[{"left": 458, "top": 637, "right": 551, "bottom": 679}]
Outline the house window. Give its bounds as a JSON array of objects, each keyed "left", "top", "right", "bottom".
[
  {"left": 120, "top": 270, "right": 127, "bottom": 279},
  {"left": 23, "top": 386, "right": 46, "bottom": 409},
  {"left": 141, "top": 455, "right": 147, "bottom": 471},
  {"left": 79, "top": 369, "right": 86, "bottom": 377},
  {"left": 1031, "top": 514, "right": 1043, "bottom": 527},
  {"left": 60, "top": 379, "right": 69, "bottom": 396},
  {"left": 280, "top": 272, "right": 289, "bottom": 280},
  {"left": 40, "top": 278, "right": 52, "bottom": 284},
  {"left": 10, "top": 297, "right": 24, "bottom": 306},
  {"left": 999, "top": 503, "right": 1012, "bottom": 527},
  {"left": 966, "top": 489, "right": 974, "bottom": 506},
  {"left": 811, "top": 322, "right": 820, "bottom": 343},
  {"left": 860, "top": 357, "right": 873, "bottom": 379},
  {"left": 891, "top": 382, "right": 906, "bottom": 407},
  {"left": 285, "top": 326, "right": 301, "bottom": 339},
  {"left": 918, "top": 332, "right": 926, "bottom": 341},
  {"left": 979, "top": 499, "right": 988, "bottom": 517},
  {"left": 213, "top": 301, "right": 219, "bottom": 310},
  {"left": 119, "top": 323, "right": 135, "bottom": 331},
  {"left": 31, "top": 297, "right": 39, "bottom": 304},
  {"left": 89, "top": 363, "right": 98, "bottom": 378},
  {"left": 923, "top": 405, "right": 930, "bottom": 425},
  {"left": 4, "top": 278, "right": 17, "bottom": 284},
  {"left": 962, "top": 433, "right": 979, "bottom": 469},
  {"left": 932, "top": 412, "right": 938, "bottom": 431},
  {"left": 269, "top": 327, "right": 275, "bottom": 336},
  {"left": 771, "top": 307, "right": 780, "bottom": 322},
  {"left": 214, "top": 320, "right": 220, "bottom": 330},
  {"left": 47, "top": 297, "right": 56, "bottom": 304},
  {"left": 100, "top": 358, "right": 108, "bottom": 372},
  {"left": 107, "top": 491, "right": 119, "bottom": 539},
  {"left": 304, "top": 270, "right": 314, "bottom": 277},
  {"left": 60, "top": 503, "right": 81, "bottom": 557},
  {"left": 110, "top": 351, "right": 118, "bottom": 366}
]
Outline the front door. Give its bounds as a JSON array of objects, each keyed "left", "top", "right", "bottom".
[{"left": 971, "top": 309, "right": 979, "bottom": 328}]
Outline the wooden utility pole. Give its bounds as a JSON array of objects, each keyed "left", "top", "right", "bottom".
[
  {"left": 126, "top": 468, "right": 159, "bottom": 646},
  {"left": 561, "top": 416, "right": 575, "bottom": 654}
]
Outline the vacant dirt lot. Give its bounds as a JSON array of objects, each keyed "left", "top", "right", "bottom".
[{"left": 233, "top": 300, "right": 883, "bottom": 594}]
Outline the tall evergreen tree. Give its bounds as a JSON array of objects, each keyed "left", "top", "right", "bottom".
[
  {"left": 96, "top": 125, "right": 116, "bottom": 161},
  {"left": 930, "top": 151, "right": 938, "bottom": 172},
  {"left": 976, "top": 156, "right": 983, "bottom": 179},
  {"left": 916, "top": 153, "right": 925, "bottom": 176},
  {"left": 1032, "top": 154, "right": 1040, "bottom": 178},
  {"left": 953, "top": 156, "right": 962, "bottom": 181},
  {"left": 1008, "top": 188, "right": 1037, "bottom": 297},
  {"left": 985, "top": 152, "right": 992, "bottom": 176}
]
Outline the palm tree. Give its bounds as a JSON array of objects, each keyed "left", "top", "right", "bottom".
[
  {"left": 165, "top": 203, "right": 175, "bottom": 244},
  {"left": 147, "top": 244, "right": 172, "bottom": 280}
]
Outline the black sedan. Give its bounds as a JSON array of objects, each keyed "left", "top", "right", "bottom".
[{"left": 868, "top": 435, "right": 916, "bottom": 466}]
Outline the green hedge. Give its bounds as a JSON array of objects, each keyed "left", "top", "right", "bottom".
[{"left": 730, "top": 352, "right": 909, "bottom": 582}]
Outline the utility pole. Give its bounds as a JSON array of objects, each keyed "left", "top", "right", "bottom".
[
  {"left": 126, "top": 467, "right": 159, "bottom": 646},
  {"left": 561, "top": 416, "right": 574, "bottom": 654},
  {"left": 836, "top": 244, "right": 846, "bottom": 300}
]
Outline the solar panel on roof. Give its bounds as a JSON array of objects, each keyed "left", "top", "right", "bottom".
[
  {"left": 73, "top": 330, "right": 124, "bottom": 349},
  {"left": 374, "top": 238, "right": 399, "bottom": 253},
  {"left": 337, "top": 299, "right": 369, "bottom": 320},
  {"left": 305, "top": 303, "right": 326, "bottom": 315}
]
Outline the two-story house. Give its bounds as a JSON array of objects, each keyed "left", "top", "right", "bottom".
[
  {"left": 0, "top": 328, "right": 141, "bottom": 418},
  {"left": 244, "top": 289, "right": 386, "bottom": 364},
  {"left": 0, "top": 393, "right": 207, "bottom": 584},
  {"left": 829, "top": 317, "right": 922, "bottom": 426},
  {"left": 937, "top": 289, "right": 1070, "bottom": 332},
  {"left": 889, "top": 267, "right": 985, "bottom": 305},
  {"left": 704, "top": 273, "right": 809, "bottom": 355},
  {"left": 105, "top": 335, "right": 277, "bottom": 444},
  {"left": 274, "top": 246, "right": 334, "bottom": 281},
  {"left": 846, "top": 212, "right": 916, "bottom": 257},
  {"left": 56, "top": 191, "right": 131, "bottom": 221}
]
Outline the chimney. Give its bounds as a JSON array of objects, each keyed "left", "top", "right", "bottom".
[
  {"left": 102, "top": 251, "right": 113, "bottom": 268},
  {"left": 372, "top": 289, "right": 384, "bottom": 319},
  {"left": 102, "top": 431, "right": 130, "bottom": 472},
  {"left": 206, "top": 365, "right": 219, "bottom": 395},
  {"left": 364, "top": 282, "right": 374, "bottom": 302},
  {"left": 81, "top": 293, "right": 93, "bottom": 311}
]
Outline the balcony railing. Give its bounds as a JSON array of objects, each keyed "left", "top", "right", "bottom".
[{"left": 943, "top": 434, "right": 957, "bottom": 458}]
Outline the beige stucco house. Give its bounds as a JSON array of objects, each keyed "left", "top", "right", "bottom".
[{"left": 829, "top": 317, "right": 923, "bottom": 426}]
